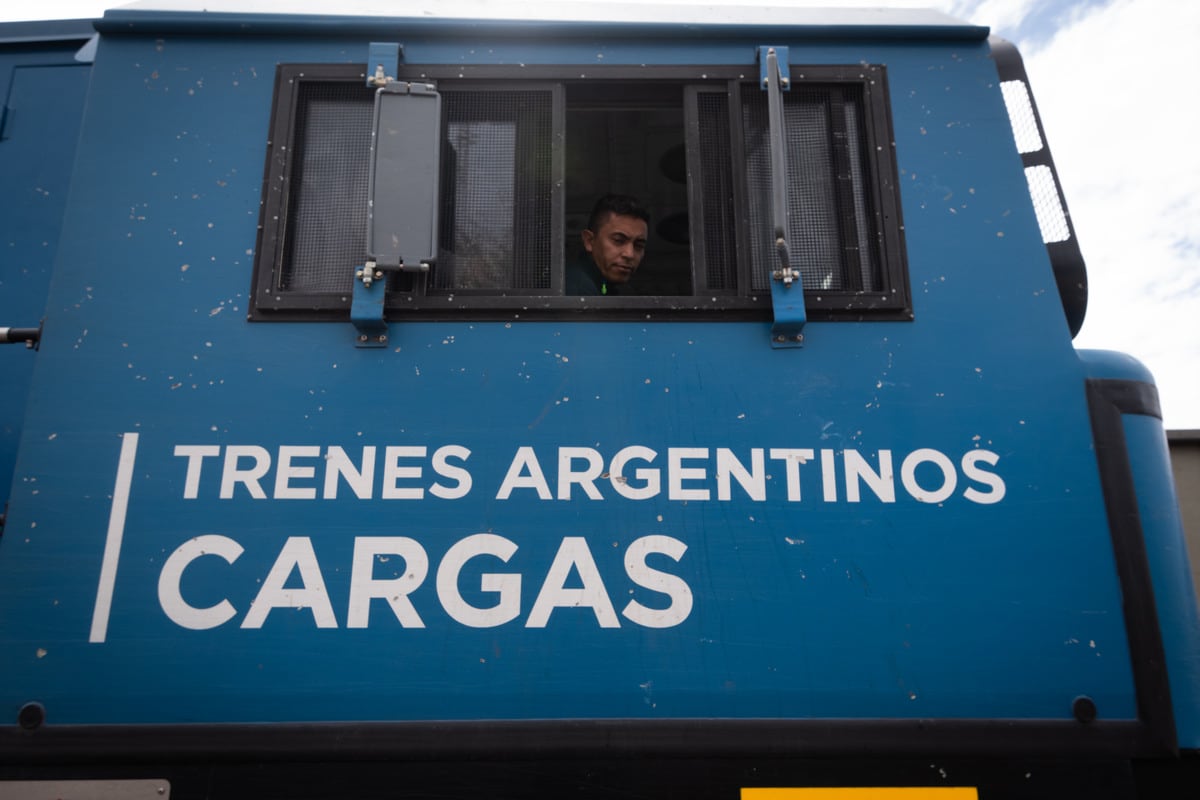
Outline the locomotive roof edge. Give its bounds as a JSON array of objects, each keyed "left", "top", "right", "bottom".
[{"left": 6, "top": 2, "right": 990, "bottom": 39}]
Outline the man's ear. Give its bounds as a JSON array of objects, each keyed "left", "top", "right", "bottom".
[{"left": 581, "top": 228, "right": 595, "bottom": 253}]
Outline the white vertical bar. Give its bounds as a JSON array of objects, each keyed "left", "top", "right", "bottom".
[{"left": 89, "top": 432, "right": 139, "bottom": 643}]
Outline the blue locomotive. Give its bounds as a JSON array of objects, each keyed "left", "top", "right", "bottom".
[{"left": 1, "top": 4, "right": 1196, "bottom": 798}]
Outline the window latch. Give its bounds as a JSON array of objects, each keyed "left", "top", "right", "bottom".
[{"left": 759, "top": 45, "right": 806, "bottom": 349}]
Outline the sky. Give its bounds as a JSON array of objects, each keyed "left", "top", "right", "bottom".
[{"left": 3, "top": 0, "right": 1197, "bottom": 429}]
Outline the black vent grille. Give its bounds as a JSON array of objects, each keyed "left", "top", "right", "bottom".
[{"left": 695, "top": 92, "right": 737, "bottom": 292}]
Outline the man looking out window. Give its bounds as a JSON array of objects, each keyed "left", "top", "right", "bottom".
[{"left": 567, "top": 194, "right": 650, "bottom": 296}]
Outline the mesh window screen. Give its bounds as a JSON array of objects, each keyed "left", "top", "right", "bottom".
[
  {"left": 1000, "top": 80, "right": 1043, "bottom": 154},
  {"left": 436, "top": 90, "right": 554, "bottom": 291},
  {"left": 696, "top": 92, "right": 737, "bottom": 292},
  {"left": 281, "top": 82, "right": 375, "bottom": 293},
  {"left": 1025, "top": 165, "right": 1071, "bottom": 243},
  {"left": 741, "top": 86, "right": 881, "bottom": 294}
]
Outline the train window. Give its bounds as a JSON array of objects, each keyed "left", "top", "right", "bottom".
[
  {"left": 564, "top": 82, "right": 692, "bottom": 297},
  {"left": 250, "top": 64, "right": 909, "bottom": 321},
  {"left": 434, "top": 84, "right": 562, "bottom": 294}
]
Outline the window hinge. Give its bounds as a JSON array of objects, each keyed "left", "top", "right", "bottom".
[
  {"left": 366, "top": 42, "right": 402, "bottom": 87},
  {"left": 759, "top": 45, "right": 806, "bottom": 349},
  {"left": 351, "top": 264, "right": 388, "bottom": 349}
]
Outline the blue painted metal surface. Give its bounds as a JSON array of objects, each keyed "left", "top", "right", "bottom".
[
  {"left": 0, "top": 10, "right": 1194, "bottom": 777},
  {"left": 1126, "top": 412, "right": 1200, "bottom": 748},
  {"left": 349, "top": 265, "right": 388, "bottom": 347},
  {"left": 0, "top": 35, "right": 92, "bottom": 507},
  {"left": 1080, "top": 349, "right": 1200, "bottom": 749}
]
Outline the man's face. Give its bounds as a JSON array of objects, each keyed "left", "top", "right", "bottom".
[{"left": 582, "top": 212, "right": 648, "bottom": 285}]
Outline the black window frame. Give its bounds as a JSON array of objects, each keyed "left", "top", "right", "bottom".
[{"left": 251, "top": 63, "right": 910, "bottom": 322}]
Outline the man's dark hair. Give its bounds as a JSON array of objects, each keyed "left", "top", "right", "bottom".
[{"left": 586, "top": 194, "right": 650, "bottom": 231}]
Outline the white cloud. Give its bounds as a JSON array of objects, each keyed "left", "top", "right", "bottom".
[
  {"left": 0, "top": 1, "right": 111, "bottom": 20},
  {"left": 942, "top": 0, "right": 1041, "bottom": 34},
  {"left": 1023, "top": 0, "right": 1200, "bottom": 428}
]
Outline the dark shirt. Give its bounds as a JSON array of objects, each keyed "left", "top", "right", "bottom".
[{"left": 566, "top": 252, "right": 625, "bottom": 296}]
